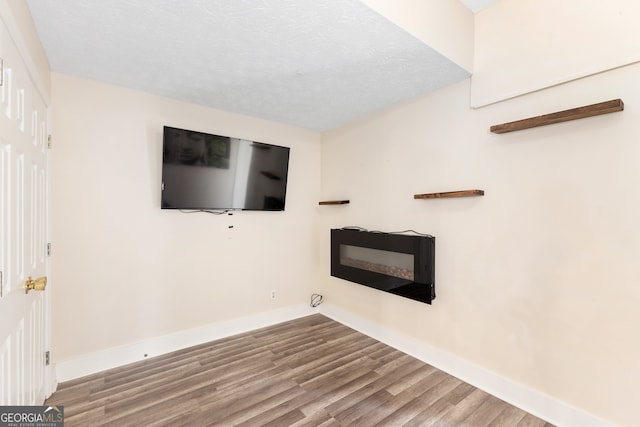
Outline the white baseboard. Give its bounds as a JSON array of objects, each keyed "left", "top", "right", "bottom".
[
  {"left": 319, "top": 303, "right": 617, "bottom": 427},
  {"left": 55, "top": 304, "right": 317, "bottom": 383},
  {"left": 54, "top": 302, "right": 616, "bottom": 427}
]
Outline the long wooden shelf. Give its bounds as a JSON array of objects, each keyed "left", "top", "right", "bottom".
[
  {"left": 319, "top": 200, "right": 350, "bottom": 205},
  {"left": 414, "top": 190, "right": 484, "bottom": 199},
  {"left": 490, "top": 99, "right": 624, "bottom": 134}
]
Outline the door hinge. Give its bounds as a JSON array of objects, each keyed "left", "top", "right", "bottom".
[
  {"left": 47, "top": 243, "right": 51, "bottom": 257},
  {"left": 0, "top": 271, "right": 3, "bottom": 298},
  {"left": 47, "top": 135, "right": 52, "bottom": 149},
  {"left": 0, "top": 58, "right": 3, "bottom": 87},
  {"left": 45, "top": 351, "right": 50, "bottom": 366}
]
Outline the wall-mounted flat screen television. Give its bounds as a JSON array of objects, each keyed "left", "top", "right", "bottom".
[{"left": 161, "top": 126, "right": 290, "bottom": 211}]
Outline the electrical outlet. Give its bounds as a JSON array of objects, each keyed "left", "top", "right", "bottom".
[{"left": 270, "top": 290, "right": 277, "bottom": 300}]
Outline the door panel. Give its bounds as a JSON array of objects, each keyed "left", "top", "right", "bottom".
[{"left": 0, "top": 16, "right": 50, "bottom": 405}]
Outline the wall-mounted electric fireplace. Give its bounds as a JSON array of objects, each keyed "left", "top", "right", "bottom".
[{"left": 331, "top": 228, "right": 435, "bottom": 304}]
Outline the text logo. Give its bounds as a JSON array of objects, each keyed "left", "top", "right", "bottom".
[{"left": 0, "top": 405, "right": 64, "bottom": 427}]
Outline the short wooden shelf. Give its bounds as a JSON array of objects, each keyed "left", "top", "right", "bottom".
[
  {"left": 490, "top": 99, "right": 624, "bottom": 134},
  {"left": 414, "top": 190, "right": 484, "bottom": 199},
  {"left": 318, "top": 200, "right": 350, "bottom": 205}
]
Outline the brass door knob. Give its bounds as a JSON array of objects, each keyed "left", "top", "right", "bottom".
[{"left": 25, "top": 276, "right": 47, "bottom": 294}]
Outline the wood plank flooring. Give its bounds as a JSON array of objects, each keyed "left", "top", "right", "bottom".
[{"left": 46, "top": 314, "right": 555, "bottom": 426}]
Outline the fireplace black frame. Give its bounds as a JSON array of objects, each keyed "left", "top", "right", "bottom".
[{"left": 331, "top": 228, "right": 435, "bottom": 304}]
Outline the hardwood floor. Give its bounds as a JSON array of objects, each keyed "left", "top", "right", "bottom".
[{"left": 46, "top": 314, "right": 555, "bottom": 426}]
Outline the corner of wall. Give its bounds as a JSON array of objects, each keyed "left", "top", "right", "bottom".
[{"left": 320, "top": 303, "right": 618, "bottom": 427}]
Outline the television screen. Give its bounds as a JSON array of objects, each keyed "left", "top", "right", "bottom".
[{"left": 161, "top": 126, "right": 290, "bottom": 211}]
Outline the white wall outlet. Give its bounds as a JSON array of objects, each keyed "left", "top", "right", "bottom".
[{"left": 270, "top": 290, "right": 277, "bottom": 300}]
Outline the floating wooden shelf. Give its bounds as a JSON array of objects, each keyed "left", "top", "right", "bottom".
[
  {"left": 414, "top": 190, "right": 484, "bottom": 199},
  {"left": 318, "top": 200, "right": 350, "bottom": 205},
  {"left": 490, "top": 99, "right": 624, "bottom": 134}
]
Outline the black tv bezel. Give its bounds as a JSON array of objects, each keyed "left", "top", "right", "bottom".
[{"left": 161, "top": 126, "right": 291, "bottom": 212}]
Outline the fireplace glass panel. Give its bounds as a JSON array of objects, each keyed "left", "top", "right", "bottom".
[
  {"left": 331, "top": 228, "right": 435, "bottom": 304},
  {"left": 340, "top": 245, "right": 414, "bottom": 280}
]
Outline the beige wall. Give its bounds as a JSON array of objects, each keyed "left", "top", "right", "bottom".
[
  {"left": 319, "top": 63, "right": 640, "bottom": 427},
  {"left": 359, "top": 0, "right": 473, "bottom": 71},
  {"left": 50, "top": 73, "right": 322, "bottom": 361},
  {"left": 472, "top": 0, "right": 640, "bottom": 107}
]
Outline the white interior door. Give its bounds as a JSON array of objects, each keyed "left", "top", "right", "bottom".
[{"left": 0, "top": 16, "right": 51, "bottom": 405}]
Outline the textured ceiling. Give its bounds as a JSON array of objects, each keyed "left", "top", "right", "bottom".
[{"left": 27, "top": 0, "right": 476, "bottom": 131}]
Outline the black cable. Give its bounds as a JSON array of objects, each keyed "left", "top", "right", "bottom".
[
  {"left": 385, "top": 229, "right": 434, "bottom": 237},
  {"left": 340, "top": 226, "right": 432, "bottom": 238},
  {"left": 179, "top": 209, "right": 233, "bottom": 215}
]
